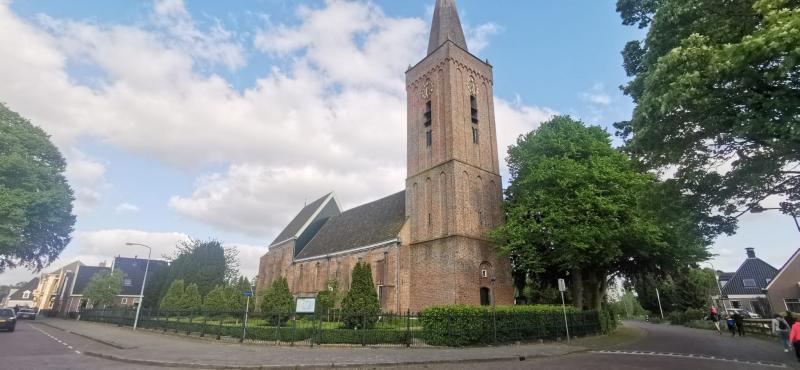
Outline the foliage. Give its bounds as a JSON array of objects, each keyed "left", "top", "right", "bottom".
[
  {"left": 667, "top": 308, "right": 706, "bottom": 325},
  {"left": 182, "top": 283, "right": 202, "bottom": 311},
  {"left": 491, "top": 116, "right": 712, "bottom": 310},
  {"left": 419, "top": 305, "right": 596, "bottom": 346},
  {"left": 228, "top": 276, "right": 254, "bottom": 313},
  {"left": 204, "top": 285, "right": 228, "bottom": 312},
  {"left": 340, "top": 262, "right": 380, "bottom": 329},
  {"left": 315, "top": 279, "right": 341, "bottom": 316},
  {"left": 0, "top": 103, "right": 75, "bottom": 272},
  {"left": 615, "top": 0, "right": 800, "bottom": 223},
  {"left": 609, "top": 290, "right": 648, "bottom": 319},
  {"left": 142, "top": 265, "right": 170, "bottom": 309},
  {"left": 166, "top": 239, "right": 239, "bottom": 297},
  {"left": 259, "top": 277, "right": 294, "bottom": 324},
  {"left": 630, "top": 267, "right": 718, "bottom": 313},
  {"left": 160, "top": 279, "right": 185, "bottom": 310},
  {"left": 82, "top": 270, "right": 124, "bottom": 308}
]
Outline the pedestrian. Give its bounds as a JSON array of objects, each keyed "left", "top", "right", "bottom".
[
  {"left": 791, "top": 320, "right": 800, "bottom": 362},
  {"left": 726, "top": 315, "right": 737, "bottom": 336},
  {"left": 733, "top": 311, "right": 745, "bottom": 336},
  {"left": 787, "top": 312, "right": 796, "bottom": 327},
  {"left": 773, "top": 313, "right": 791, "bottom": 352},
  {"left": 709, "top": 306, "right": 721, "bottom": 334}
]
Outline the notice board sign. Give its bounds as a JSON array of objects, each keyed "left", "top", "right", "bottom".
[{"left": 296, "top": 297, "right": 316, "bottom": 313}]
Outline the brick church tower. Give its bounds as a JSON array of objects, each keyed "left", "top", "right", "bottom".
[{"left": 404, "top": 0, "right": 514, "bottom": 309}]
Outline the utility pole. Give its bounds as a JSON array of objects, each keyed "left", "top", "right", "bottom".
[{"left": 655, "top": 288, "right": 664, "bottom": 320}]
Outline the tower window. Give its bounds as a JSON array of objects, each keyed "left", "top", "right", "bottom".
[
  {"left": 426, "top": 130, "right": 432, "bottom": 147},
  {"left": 470, "top": 95, "right": 478, "bottom": 124},
  {"left": 472, "top": 127, "right": 479, "bottom": 144},
  {"left": 423, "top": 100, "right": 432, "bottom": 127}
]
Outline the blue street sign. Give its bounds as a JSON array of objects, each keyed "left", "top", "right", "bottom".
[{"left": 243, "top": 290, "right": 253, "bottom": 297}]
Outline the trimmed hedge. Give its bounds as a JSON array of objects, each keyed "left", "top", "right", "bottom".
[{"left": 419, "top": 305, "right": 602, "bottom": 346}]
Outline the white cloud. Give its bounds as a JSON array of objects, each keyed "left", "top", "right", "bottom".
[
  {"left": 581, "top": 83, "right": 612, "bottom": 106},
  {"left": 494, "top": 96, "right": 557, "bottom": 173},
  {"left": 115, "top": 202, "right": 140, "bottom": 214},
  {"left": 465, "top": 22, "right": 503, "bottom": 55},
  {"left": 0, "top": 0, "right": 554, "bottom": 241}
]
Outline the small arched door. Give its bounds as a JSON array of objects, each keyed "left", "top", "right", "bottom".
[{"left": 480, "top": 287, "right": 491, "bottom": 306}]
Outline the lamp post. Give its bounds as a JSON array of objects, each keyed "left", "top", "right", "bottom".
[
  {"left": 125, "top": 242, "right": 151, "bottom": 331},
  {"left": 703, "top": 262, "right": 727, "bottom": 311},
  {"left": 749, "top": 206, "right": 800, "bottom": 233}
]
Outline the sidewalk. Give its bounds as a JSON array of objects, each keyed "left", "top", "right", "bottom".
[{"left": 32, "top": 317, "right": 634, "bottom": 369}]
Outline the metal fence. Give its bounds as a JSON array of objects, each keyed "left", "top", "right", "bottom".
[{"left": 77, "top": 308, "right": 605, "bottom": 347}]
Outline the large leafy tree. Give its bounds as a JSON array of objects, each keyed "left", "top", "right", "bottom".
[
  {"left": 182, "top": 283, "right": 202, "bottom": 310},
  {"left": 492, "top": 116, "right": 713, "bottom": 309},
  {"left": 166, "top": 239, "right": 239, "bottom": 296},
  {"left": 615, "top": 0, "right": 800, "bottom": 222},
  {"left": 160, "top": 279, "right": 185, "bottom": 310},
  {"left": 0, "top": 104, "right": 75, "bottom": 272},
  {"left": 204, "top": 285, "right": 228, "bottom": 312},
  {"left": 83, "top": 270, "right": 124, "bottom": 308}
]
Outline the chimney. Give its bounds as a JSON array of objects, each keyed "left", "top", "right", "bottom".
[{"left": 746, "top": 248, "right": 756, "bottom": 259}]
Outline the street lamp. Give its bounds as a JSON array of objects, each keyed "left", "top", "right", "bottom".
[
  {"left": 750, "top": 206, "right": 800, "bottom": 233},
  {"left": 125, "top": 242, "right": 151, "bottom": 331},
  {"left": 703, "top": 262, "right": 727, "bottom": 311}
]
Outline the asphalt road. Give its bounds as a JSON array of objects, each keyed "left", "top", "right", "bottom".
[
  {"left": 416, "top": 321, "right": 798, "bottom": 370},
  {"left": 0, "top": 320, "right": 180, "bottom": 369}
]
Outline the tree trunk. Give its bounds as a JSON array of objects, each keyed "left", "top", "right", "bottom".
[{"left": 572, "top": 270, "right": 584, "bottom": 310}]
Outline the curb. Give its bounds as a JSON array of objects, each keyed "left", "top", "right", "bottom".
[
  {"left": 82, "top": 350, "right": 561, "bottom": 369},
  {"left": 33, "top": 321, "right": 130, "bottom": 350}
]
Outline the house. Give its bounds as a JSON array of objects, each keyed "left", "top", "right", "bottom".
[
  {"left": 61, "top": 265, "right": 111, "bottom": 313},
  {"left": 717, "top": 248, "right": 778, "bottom": 317},
  {"left": 110, "top": 256, "right": 168, "bottom": 308},
  {"left": 31, "top": 260, "right": 83, "bottom": 314},
  {"left": 1, "top": 278, "right": 38, "bottom": 308},
  {"left": 256, "top": 0, "right": 515, "bottom": 313},
  {"left": 766, "top": 248, "right": 800, "bottom": 314}
]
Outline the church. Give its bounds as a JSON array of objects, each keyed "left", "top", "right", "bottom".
[{"left": 256, "top": 0, "right": 514, "bottom": 313}]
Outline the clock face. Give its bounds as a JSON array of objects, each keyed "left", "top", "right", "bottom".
[
  {"left": 422, "top": 79, "right": 433, "bottom": 100},
  {"left": 467, "top": 76, "right": 477, "bottom": 95}
]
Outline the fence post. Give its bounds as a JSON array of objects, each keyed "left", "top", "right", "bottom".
[
  {"left": 361, "top": 313, "right": 367, "bottom": 347},
  {"left": 187, "top": 309, "right": 194, "bottom": 336},
  {"left": 406, "top": 309, "right": 412, "bottom": 348},
  {"left": 446, "top": 313, "right": 452, "bottom": 346},
  {"left": 174, "top": 311, "right": 180, "bottom": 333},
  {"left": 291, "top": 314, "right": 297, "bottom": 347},
  {"left": 240, "top": 310, "right": 246, "bottom": 343},
  {"left": 200, "top": 311, "right": 207, "bottom": 338},
  {"left": 216, "top": 314, "right": 223, "bottom": 340}
]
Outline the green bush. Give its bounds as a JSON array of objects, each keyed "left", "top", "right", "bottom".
[
  {"left": 667, "top": 308, "right": 705, "bottom": 325},
  {"left": 419, "top": 305, "right": 597, "bottom": 346},
  {"left": 259, "top": 277, "right": 294, "bottom": 325},
  {"left": 340, "top": 263, "right": 380, "bottom": 329},
  {"left": 316, "top": 328, "right": 410, "bottom": 345}
]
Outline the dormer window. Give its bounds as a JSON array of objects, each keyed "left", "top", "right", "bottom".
[
  {"left": 470, "top": 95, "right": 478, "bottom": 124},
  {"left": 423, "top": 100, "right": 432, "bottom": 127},
  {"left": 742, "top": 278, "right": 756, "bottom": 287},
  {"left": 22, "top": 290, "right": 30, "bottom": 299}
]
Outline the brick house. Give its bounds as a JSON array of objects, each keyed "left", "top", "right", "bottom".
[
  {"left": 31, "top": 260, "right": 83, "bottom": 314},
  {"left": 1, "top": 278, "right": 38, "bottom": 309},
  {"left": 61, "top": 265, "right": 111, "bottom": 313},
  {"left": 110, "top": 256, "right": 168, "bottom": 308},
  {"left": 257, "top": 0, "right": 515, "bottom": 313},
  {"left": 766, "top": 248, "right": 800, "bottom": 314}
]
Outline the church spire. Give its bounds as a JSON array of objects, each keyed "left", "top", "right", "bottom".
[{"left": 427, "top": 0, "right": 468, "bottom": 55}]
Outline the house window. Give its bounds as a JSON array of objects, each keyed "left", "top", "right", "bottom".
[
  {"left": 426, "top": 130, "right": 432, "bottom": 147},
  {"left": 481, "top": 269, "right": 488, "bottom": 278},
  {"left": 470, "top": 95, "right": 478, "bottom": 124},
  {"left": 472, "top": 127, "right": 479, "bottom": 144},
  {"left": 121, "top": 298, "right": 128, "bottom": 304},
  {"left": 742, "top": 279, "right": 756, "bottom": 287},
  {"left": 123, "top": 279, "right": 133, "bottom": 287},
  {"left": 423, "top": 100, "right": 432, "bottom": 127},
  {"left": 786, "top": 299, "right": 800, "bottom": 312},
  {"left": 731, "top": 300, "right": 741, "bottom": 309},
  {"left": 22, "top": 290, "right": 30, "bottom": 299}
]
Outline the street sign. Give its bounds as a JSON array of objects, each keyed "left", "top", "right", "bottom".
[
  {"left": 243, "top": 290, "right": 253, "bottom": 297},
  {"left": 558, "top": 278, "right": 570, "bottom": 342},
  {"left": 558, "top": 278, "right": 566, "bottom": 292}
]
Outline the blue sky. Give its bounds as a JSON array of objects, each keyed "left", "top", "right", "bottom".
[{"left": 0, "top": 0, "right": 796, "bottom": 285}]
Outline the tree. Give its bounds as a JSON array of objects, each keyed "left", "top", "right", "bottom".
[
  {"left": 181, "top": 283, "right": 202, "bottom": 311},
  {"left": 83, "top": 270, "right": 124, "bottom": 308},
  {"left": 340, "top": 262, "right": 380, "bottom": 329},
  {"left": 141, "top": 265, "right": 170, "bottom": 309},
  {"left": 615, "top": 0, "right": 800, "bottom": 223},
  {"left": 204, "top": 285, "right": 228, "bottom": 312},
  {"left": 491, "top": 116, "right": 712, "bottom": 310},
  {"left": 0, "top": 103, "right": 75, "bottom": 272},
  {"left": 315, "top": 279, "right": 341, "bottom": 317},
  {"left": 259, "top": 277, "right": 293, "bottom": 325},
  {"left": 166, "top": 239, "right": 239, "bottom": 297},
  {"left": 160, "top": 279, "right": 185, "bottom": 310},
  {"left": 227, "top": 276, "right": 253, "bottom": 313}
]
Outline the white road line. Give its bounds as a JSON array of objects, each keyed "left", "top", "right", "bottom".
[
  {"left": 27, "top": 324, "right": 81, "bottom": 356},
  {"left": 590, "top": 350, "right": 787, "bottom": 368}
]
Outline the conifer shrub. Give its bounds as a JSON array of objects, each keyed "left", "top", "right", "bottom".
[
  {"left": 259, "top": 277, "right": 294, "bottom": 325},
  {"left": 340, "top": 262, "right": 380, "bottom": 329}
]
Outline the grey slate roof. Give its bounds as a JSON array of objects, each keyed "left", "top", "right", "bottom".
[
  {"left": 8, "top": 278, "right": 39, "bottom": 301},
  {"left": 113, "top": 257, "right": 168, "bottom": 296},
  {"left": 295, "top": 191, "right": 406, "bottom": 260},
  {"left": 428, "top": 0, "right": 468, "bottom": 55},
  {"left": 720, "top": 256, "right": 778, "bottom": 296},
  {"left": 270, "top": 193, "right": 337, "bottom": 247},
  {"left": 71, "top": 266, "right": 110, "bottom": 295}
]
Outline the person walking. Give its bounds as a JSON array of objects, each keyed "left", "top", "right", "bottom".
[
  {"left": 733, "top": 311, "right": 745, "bottom": 336},
  {"left": 790, "top": 319, "right": 800, "bottom": 362},
  {"left": 773, "top": 313, "right": 791, "bottom": 352},
  {"left": 709, "top": 306, "right": 721, "bottom": 334}
]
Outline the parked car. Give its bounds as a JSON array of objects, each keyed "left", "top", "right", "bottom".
[
  {"left": 0, "top": 308, "right": 16, "bottom": 332},
  {"left": 726, "top": 308, "right": 760, "bottom": 319},
  {"left": 16, "top": 308, "right": 36, "bottom": 320}
]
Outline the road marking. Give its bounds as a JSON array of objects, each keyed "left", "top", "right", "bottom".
[
  {"left": 591, "top": 350, "right": 787, "bottom": 368},
  {"left": 28, "top": 324, "right": 81, "bottom": 356}
]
